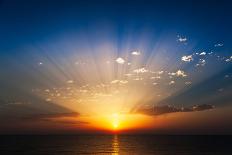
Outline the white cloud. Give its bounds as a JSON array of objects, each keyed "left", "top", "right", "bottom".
[
  {"left": 152, "top": 82, "right": 158, "bottom": 85},
  {"left": 199, "top": 52, "right": 206, "bottom": 55},
  {"left": 67, "top": 80, "right": 74, "bottom": 84},
  {"left": 120, "top": 80, "right": 128, "bottom": 84},
  {"left": 150, "top": 76, "right": 161, "bottom": 79},
  {"left": 158, "top": 71, "right": 164, "bottom": 74},
  {"left": 111, "top": 80, "right": 119, "bottom": 84},
  {"left": 169, "top": 81, "right": 175, "bottom": 85},
  {"left": 133, "top": 68, "right": 148, "bottom": 73},
  {"left": 225, "top": 56, "right": 232, "bottom": 62},
  {"left": 169, "top": 70, "right": 187, "bottom": 77},
  {"left": 131, "top": 50, "right": 141, "bottom": 56},
  {"left": 133, "top": 77, "right": 143, "bottom": 81},
  {"left": 38, "top": 62, "right": 43, "bottom": 65},
  {"left": 181, "top": 55, "right": 193, "bottom": 62},
  {"left": 116, "top": 57, "right": 125, "bottom": 64},
  {"left": 214, "top": 43, "right": 223, "bottom": 47},
  {"left": 177, "top": 35, "right": 187, "bottom": 42},
  {"left": 196, "top": 59, "right": 206, "bottom": 67}
]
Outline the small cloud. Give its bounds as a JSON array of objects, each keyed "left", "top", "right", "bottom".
[
  {"left": 127, "top": 62, "right": 131, "bottom": 65},
  {"left": 152, "top": 82, "right": 158, "bottom": 85},
  {"left": 131, "top": 50, "right": 141, "bottom": 56},
  {"left": 111, "top": 80, "right": 119, "bottom": 84},
  {"left": 79, "top": 89, "right": 88, "bottom": 93},
  {"left": 214, "top": 43, "right": 223, "bottom": 47},
  {"left": 133, "top": 77, "right": 143, "bottom": 81},
  {"left": 196, "top": 59, "right": 206, "bottom": 67},
  {"left": 199, "top": 52, "right": 206, "bottom": 56},
  {"left": 38, "top": 62, "right": 43, "bottom": 65},
  {"left": 181, "top": 55, "right": 193, "bottom": 62},
  {"left": 150, "top": 76, "right": 161, "bottom": 79},
  {"left": 177, "top": 35, "right": 187, "bottom": 43},
  {"left": 46, "top": 98, "right": 51, "bottom": 102},
  {"left": 169, "top": 81, "right": 175, "bottom": 85},
  {"left": 115, "top": 57, "right": 125, "bottom": 64},
  {"left": 133, "top": 68, "right": 148, "bottom": 74},
  {"left": 169, "top": 70, "right": 187, "bottom": 77},
  {"left": 120, "top": 80, "right": 128, "bottom": 84},
  {"left": 67, "top": 80, "right": 74, "bottom": 84},
  {"left": 225, "top": 56, "right": 232, "bottom": 62}
]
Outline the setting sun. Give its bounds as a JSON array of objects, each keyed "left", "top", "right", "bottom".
[{"left": 112, "top": 113, "right": 120, "bottom": 130}]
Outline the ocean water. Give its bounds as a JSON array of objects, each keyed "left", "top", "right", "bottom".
[{"left": 0, "top": 135, "right": 231, "bottom": 155}]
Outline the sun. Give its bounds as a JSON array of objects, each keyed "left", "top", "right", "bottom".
[{"left": 112, "top": 113, "right": 120, "bottom": 130}]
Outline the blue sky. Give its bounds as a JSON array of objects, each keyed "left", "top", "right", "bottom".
[{"left": 0, "top": 0, "right": 232, "bottom": 133}]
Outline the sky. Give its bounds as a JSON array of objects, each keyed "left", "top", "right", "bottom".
[{"left": 0, "top": 0, "right": 232, "bottom": 134}]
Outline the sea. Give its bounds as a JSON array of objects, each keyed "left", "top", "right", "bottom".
[{"left": 0, "top": 135, "right": 231, "bottom": 154}]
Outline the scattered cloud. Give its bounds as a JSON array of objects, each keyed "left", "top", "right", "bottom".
[
  {"left": 169, "top": 81, "right": 175, "bottom": 85},
  {"left": 115, "top": 57, "right": 125, "bottom": 64},
  {"left": 150, "top": 76, "right": 161, "bottom": 79},
  {"left": 133, "top": 68, "right": 148, "bottom": 73},
  {"left": 225, "top": 56, "right": 232, "bottom": 62},
  {"left": 181, "top": 55, "right": 193, "bottom": 62},
  {"left": 131, "top": 50, "right": 141, "bottom": 56},
  {"left": 67, "top": 80, "right": 74, "bottom": 84},
  {"left": 214, "top": 43, "right": 223, "bottom": 47},
  {"left": 196, "top": 59, "right": 206, "bottom": 67},
  {"left": 120, "top": 80, "right": 128, "bottom": 84},
  {"left": 133, "top": 77, "right": 143, "bottom": 81},
  {"left": 111, "top": 80, "right": 119, "bottom": 84},
  {"left": 169, "top": 70, "right": 187, "bottom": 77},
  {"left": 152, "top": 82, "right": 158, "bottom": 85},
  {"left": 177, "top": 35, "right": 187, "bottom": 43},
  {"left": 199, "top": 52, "right": 206, "bottom": 56},
  {"left": 136, "top": 104, "right": 214, "bottom": 116}
]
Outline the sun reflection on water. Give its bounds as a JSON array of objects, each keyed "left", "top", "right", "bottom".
[{"left": 112, "top": 135, "right": 119, "bottom": 154}]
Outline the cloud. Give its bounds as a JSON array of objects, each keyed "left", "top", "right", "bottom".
[
  {"left": 169, "top": 70, "right": 187, "bottom": 77},
  {"left": 111, "top": 80, "right": 119, "bottom": 84},
  {"left": 133, "top": 68, "right": 148, "bottom": 73},
  {"left": 38, "top": 62, "right": 43, "bottom": 65},
  {"left": 67, "top": 80, "right": 74, "bottom": 84},
  {"left": 150, "top": 76, "right": 161, "bottom": 79},
  {"left": 199, "top": 52, "right": 206, "bottom": 56},
  {"left": 136, "top": 104, "right": 214, "bottom": 116},
  {"left": 152, "top": 82, "right": 158, "bottom": 85},
  {"left": 133, "top": 77, "right": 143, "bottom": 81},
  {"left": 214, "top": 43, "right": 223, "bottom": 47},
  {"left": 120, "top": 80, "right": 128, "bottom": 84},
  {"left": 131, "top": 50, "right": 141, "bottom": 56},
  {"left": 177, "top": 35, "right": 187, "bottom": 42},
  {"left": 196, "top": 59, "right": 206, "bottom": 67},
  {"left": 169, "top": 81, "right": 175, "bottom": 85},
  {"left": 225, "top": 56, "right": 232, "bottom": 62},
  {"left": 115, "top": 57, "right": 125, "bottom": 64},
  {"left": 181, "top": 55, "right": 193, "bottom": 62}
]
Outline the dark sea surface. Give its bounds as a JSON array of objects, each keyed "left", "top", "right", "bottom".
[{"left": 0, "top": 135, "right": 231, "bottom": 155}]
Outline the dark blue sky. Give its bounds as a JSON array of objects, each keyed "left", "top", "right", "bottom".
[{"left": 1, "top": 0, "right": 232, "bottom": 52}]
